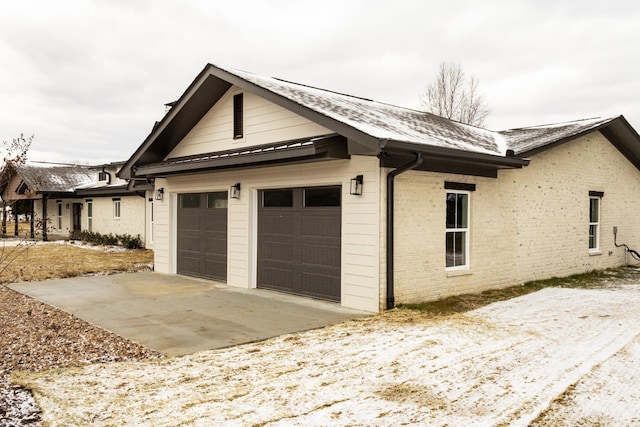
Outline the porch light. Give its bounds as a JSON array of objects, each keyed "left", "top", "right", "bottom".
[
  {"left": 155, "top": 188, "right": 164, "bottom": 201},
  {"left": 350, "top": 175, "right": 364, "bottom": 196},
  {"left": 230, "top": 183, "right": 241, "bottom": 199}
]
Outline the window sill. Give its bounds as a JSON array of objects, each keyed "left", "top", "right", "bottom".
[
  {"left": 589, "top": 250, "right": 602, "bottom": 256},
  {"left": 446, "top": 268, "right": 472, "bottom": 278}
]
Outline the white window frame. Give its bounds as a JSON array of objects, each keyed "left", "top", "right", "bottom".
[
  {"left": 589, "top": 196, "right": 600, "bottom": 252},
  {"left": 149, "top": 199, "right": 154, "bottom": 243},
  {"left": 113, "top": 199, "right": 121, "bottom": 219},
  {"left": 87, "top": 200, "right": 93, "bottom": 232},
  {"left": 446, "top": 190, "right": 470, "bottom": 270}
]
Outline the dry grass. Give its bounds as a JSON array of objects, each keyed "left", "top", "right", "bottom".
[
  {"left": 1, "top": 221, "right": 31, "bottom": 236},
  {"left": 0, "top": 243, "right": 153, "bottom": 284},
  {"left": 399, "top": 267, "right": 640, "bottom": 316}
]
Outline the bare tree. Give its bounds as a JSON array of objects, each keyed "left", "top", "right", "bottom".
[
  {"left": 420, "top": 62, "right": 491, "bottom": 127},
  {"left": 0, "top": 134, "right": 34, "bottom": 236}
]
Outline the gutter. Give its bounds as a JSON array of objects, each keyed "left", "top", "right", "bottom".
[
  {"left": 101, "top": 166, "right": 112, "bottom": 184},
  {"left": 386, "top": 152, "right": 423, "bottom": 310}
]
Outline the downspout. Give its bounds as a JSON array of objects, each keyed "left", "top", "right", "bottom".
[
  {"left": 102, "top": 166, "right": 112, "bottom": 184},
  {"left": 386, "top": 152, "right": 423, "bottom": 310}
]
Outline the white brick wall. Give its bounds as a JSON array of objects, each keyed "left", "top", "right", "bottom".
[
  {"left": 84, "top": 196, "right": 146, "bottom": 238},
  {"left": 509, "top": 131, "right": 640, "bottom": 283},
  {"left": 390, "top": 131, "right": 640, "bottom": 304},
  {"left": 33, "top": 195, "right": 146, "bottom": 242}
]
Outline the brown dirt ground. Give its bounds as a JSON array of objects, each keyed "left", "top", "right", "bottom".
[{"left": 0, "top": 242, "right": 161, "bottom": 426}]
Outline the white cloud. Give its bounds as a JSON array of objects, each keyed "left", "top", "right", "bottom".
[{"left": 1, "top": 0, "right": 638, "bottom": 162}]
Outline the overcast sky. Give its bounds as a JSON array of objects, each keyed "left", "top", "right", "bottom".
[{"left": 1, "top": 0, "right": 638, "bottom": 164}]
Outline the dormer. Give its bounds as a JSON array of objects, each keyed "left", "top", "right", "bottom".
[{"left": 16, "top": 180, "right": 29, "bottom": 194}]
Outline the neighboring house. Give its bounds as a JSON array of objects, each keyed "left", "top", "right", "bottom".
[
  {"left": 119, "top": 63, "right": 640, "bottom": 312},
  {"left": 0, "top": 162, "right": 151, "bottom": 246}
]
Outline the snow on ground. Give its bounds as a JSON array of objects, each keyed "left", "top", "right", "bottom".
[{"left": 12, "top": 285, "right": 640, "bottom": 426}]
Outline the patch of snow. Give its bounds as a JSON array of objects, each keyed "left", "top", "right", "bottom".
[{"left": 12, "top": 286, "right": 640, "bottom": 426}]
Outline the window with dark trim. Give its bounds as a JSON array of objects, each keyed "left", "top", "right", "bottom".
[
  {"left": 233, "top": 93, "right": 244, "bottom": 139},
  {"left": 207, "top": 192, "right": 228, "bottom": 209},
  {"left": 263, "top": 189, "right": 293, "bottom": 207},
  {"left": 445, "top": 181, "right": 476, "bottom": 192},
  {"left": 446, "top": 191, "right": 470, "bottom": 269},
  {"left": 304, "top": 186, "right": 341, "bottom": 207},
  {"left": 113, "top": 198, "right": 121, "bottom": 219},
  {"left": 57, "top": 201, "right": 63, "bottom": 230},
  {"left": 179, "top": 194, "right": 200, "bottom": 209},
  {"left": 589, "top": 194, "right": 602, "bottom": 251}
]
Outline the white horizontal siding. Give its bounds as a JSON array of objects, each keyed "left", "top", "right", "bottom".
[
  {"left": 167, "top": 86, "right": 332, "bottom": 159},
  {"left": 153, "top": 155, "right": 381, "bottom": 312}
]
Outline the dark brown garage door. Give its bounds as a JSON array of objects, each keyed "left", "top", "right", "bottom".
[
  {"left": 177, "top": 192, "right": 228, "bottom": 281},
  {"left": 258, "top": 186, "right": 341, "bottom": 302}
]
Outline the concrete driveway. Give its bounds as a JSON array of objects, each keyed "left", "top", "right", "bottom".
[{"left": 8, "top": 272, "right": 369, "bottom": 356}]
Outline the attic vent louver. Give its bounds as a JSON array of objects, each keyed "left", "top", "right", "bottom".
[{"left": 233, "top": 93, "right": 243, "bottom": 139}]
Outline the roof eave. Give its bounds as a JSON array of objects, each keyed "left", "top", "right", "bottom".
[
  {"left": 120, "top": 64, "right": 381, "bottom": 180},
  {"left": 383, "top": 139, "right": 530, "bottom": 169},
  {"left": 515, "top": 115, "right": 640, "bottom": 171},
  {"left": 119, "top": 64, "right": 233, "bottom": 180},
  {"left": 74, "top": 186, "right": 136, "bottom": 197},
  {"left": 514, "top": 117, "right": 619, "bottom": 157},
  {"left": 134, "top": 135, "right": 350, "bottom": 178}
]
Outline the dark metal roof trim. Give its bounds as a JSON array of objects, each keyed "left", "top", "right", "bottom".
[
  {"left": 383, "top": 140, "right": 530, "bottom": 168},
  {"left": 74, "top": 185, "right": 137, "bottom": 197},
  {"left": 445, "top": 182, "right": 477, "bottom": 191},
  {"left": 135, "top": 134, "right": 348, "bottom": 177}
]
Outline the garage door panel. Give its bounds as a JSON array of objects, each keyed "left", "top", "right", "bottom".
[
  {"left": 179, "top": 235, "right": 203, "bottom": 252},
  {"left": 258, "top": 186, "right": 341, "bottom": 302},
  {"left": 260, "top": 215, "right": 300, "bottom": 236},
  {"left": 204, "top": 235, "right": 226, "bottom": 252},
  {"left": 301, "top": 215, "right": 341, "bottom": 237},
  {"left": 302, "top": 243, "right": 340, "bottom": 267},
  {"left": 301, "top": 273, "right": 340, "bottom": 302},
  {"left": 177, "top": 192, "right": 228, "bottom": 282},
  {"left": 204, "top": 259, "right": 226, "bottom": 279},
  {"left": 261, "top": 241, "right": 297, "bottom": 262},
  {"left": 205, "top": 219, "right": 227, "bottom": 232},
  {"left": 178, "top": 256, "right": 202, "bottom": 277},
  {"left": 259, "top": 267, "right": 296, "bottom": 292}
]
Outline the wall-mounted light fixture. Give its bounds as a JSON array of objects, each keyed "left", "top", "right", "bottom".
[
  {"left": 230, "top": 183, "right": 241, "bottom": 199},
  {"left": 350, "top": 175, "right": 364, "bottom": 196},
  {"left": 155, "top": 187, "right": 164, "bottom": 201}
]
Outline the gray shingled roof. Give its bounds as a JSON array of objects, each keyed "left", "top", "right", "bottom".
[
  {"left": 216, "top": 67, "right": 624, "bottom": 158},
  {"left": 120, "top": 63, "right": 638, "bottom": 179},
  {"left": 14, "top": 164, "right": 95, "bottom": 193},
  {"left": 228, "top": 68, "right": 505, "bottom": 156},
  {"left": 499, "top": 117, "right": 617, "bottom": 155}
]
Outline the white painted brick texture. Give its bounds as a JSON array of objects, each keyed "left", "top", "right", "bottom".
[{"left": 390, "top": 131, "right": 640, "bottom": 304}]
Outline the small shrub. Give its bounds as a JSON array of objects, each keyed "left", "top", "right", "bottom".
[
  {"left": 119, "top": 234, "right": 144, "bottom": 250},
  {"left": 74, "top": 230, "right": 144, "bottom": 249}
]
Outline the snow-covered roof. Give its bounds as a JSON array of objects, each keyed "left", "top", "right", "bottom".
[
  {"left": 227, "top": 67, "right": 504, "bottom": 156},
  {"left": 14, "top": 163, "right": 96, "bottom": 193},
  {"left": 120, "top": 63, "right": 640, "bottom": 179},
  {"left": 499, "top": 117, "right": 618, "bottom": 155}
]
